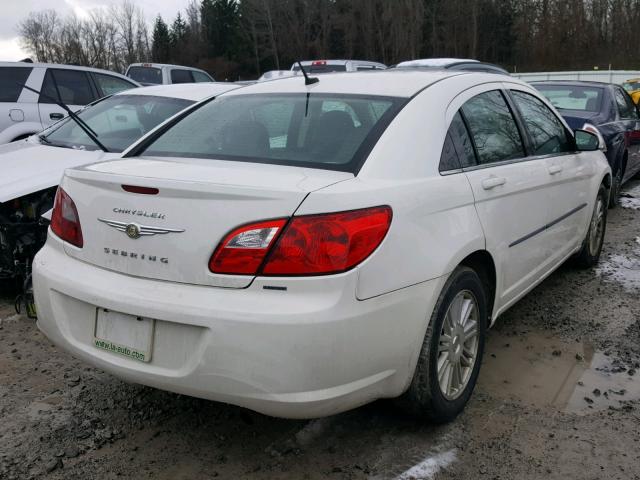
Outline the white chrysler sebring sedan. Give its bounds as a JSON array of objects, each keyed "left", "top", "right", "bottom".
[{"left": 33, "top": 70, "right": 611, "bottom": 422}]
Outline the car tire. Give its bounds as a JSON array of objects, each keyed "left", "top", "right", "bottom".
[
  {"left": 400, "top": 266, "right": 487, "bottom": 423},
  {"left": 574, "top": 185, "right": 608, "bottom": 268},
  {"left": 608, "top": 162, "right": 624, "bottom": 208}
]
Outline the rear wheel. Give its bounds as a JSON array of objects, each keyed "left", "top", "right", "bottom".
[
  {"left": 609, "top": 162, "right": 623, "bottom": 208},
  {"left": 400, "top": 266, "right": 487, "bottom": 423},
  {"left": 575, "top": 185, "right": 607, "bottom": 268}
]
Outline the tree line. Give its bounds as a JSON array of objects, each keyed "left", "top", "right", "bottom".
[{"left": 18, "top": 0, "right": 640, "bottom": 80}]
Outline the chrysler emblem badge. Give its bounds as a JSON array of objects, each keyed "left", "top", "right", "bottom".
[
  {"left": 126, "top": 223, "right": 141, "bottom": 239},
  {"left": 98, "top": 218, "right": 185, "bottom": 239}
]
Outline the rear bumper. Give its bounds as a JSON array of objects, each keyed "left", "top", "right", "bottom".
[{"left": 33, "top": 235, "right": 443, "bottom": 418}]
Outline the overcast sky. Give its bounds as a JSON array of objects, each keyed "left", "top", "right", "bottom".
[{"left": 0, "top": 0, "right": 189, "bottom": 61}]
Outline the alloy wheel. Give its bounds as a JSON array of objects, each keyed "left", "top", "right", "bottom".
[
  {"left": 589, "top": 196, "right": 605, "bottom": 256},
  {"left": 437, "top": 290, "right": 480, "bottom": 400}
]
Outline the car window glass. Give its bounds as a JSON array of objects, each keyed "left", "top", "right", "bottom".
[
  {"left": 615, "top": 88, "right": 638, "bottom": 119},
  {"left": 448, "top": 112, "right": 476, "bottom": 168},
  {"left": 535, "top": 85, "right": 603, "bottom": 112},
  {"left": 439, "top": 133, "right": 462, "bottom": 172},
  {"left": 511, "top": 91, "right": 573, "bottom": 155},
  {"left": 0, "top": 67, "right": 32, "bottom": 102},
  {"left": 43, "top": 94, "right": 192, "bottom": 152},
  {"left": 171, "top": 69, "right": 194, "bottom": 84},
  {"left": 461, "top": 90, "right": 525, "bottom": 165},
  {"left": 127, "top": 67, "right": 162, "bottom": 84},
  {"left": 39, "top": 69, "right": 94, "bottom": 105},
  {"left": 192, "top": 71, "right": 213, "bottom": 82},
  {"left": 143, "top": 93, "right": 403, "bottom": 172},
  {"left": 94, "top": 74, "right": 136, "bottom": 96}
]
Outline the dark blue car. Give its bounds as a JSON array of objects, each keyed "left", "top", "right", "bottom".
[{"left": 533, "top": 80, "right": 640, "bottom": 206}]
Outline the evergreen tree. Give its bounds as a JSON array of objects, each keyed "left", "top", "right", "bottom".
[
  {"left": 151, "top": 15, "right": 170, "bottom": 63},
  {"left": 170, "top": 12, "right": 188, "bottom": 51}
]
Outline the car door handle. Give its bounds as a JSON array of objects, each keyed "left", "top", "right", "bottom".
[
  {"left": 49, "top": 113, "right": 64, "bottom": 120},
  {"left": 547, "top": 165, "right": 563, "bottom": 175},
  {"left": 481, "top": 177, "right": 506, "bottom": 190}
]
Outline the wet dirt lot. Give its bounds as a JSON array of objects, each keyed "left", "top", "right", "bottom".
[{"left": 1, "top": 181, "right": 640, "bottom": 480}]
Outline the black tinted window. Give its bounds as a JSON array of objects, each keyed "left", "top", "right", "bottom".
[
  {"left": 171, "top": 69, "right": 194, "bottom": 84},
  {"left": 0, "top": 67, "right": 32, "bottom": 102},
  {"left": 511, "top": 91, "right": 573, "bottom": 155},
  {"left": 439, "top": 133, "right": 461, "bottom": 172},
  {"left": 461, "top": 90, "right": 525, "bottom": 165},
  {"left": 614, "top": 87, "right": 638, "bottom": 119},
  {"left": 40, "top": 69, "right": 94, "bottom": 105},
  {"left": 449, "top": 112, "right": 476, "bottom": 168}
]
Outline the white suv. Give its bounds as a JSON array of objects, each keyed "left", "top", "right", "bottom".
[
  {"left": 0, "top": 62, "right": 139, "bottom": 144},
  {"left": 125, "top": 63, "right": 215, "bottom": 86}
]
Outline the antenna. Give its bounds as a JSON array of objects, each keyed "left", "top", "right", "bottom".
[{"left": 297, "top": 61, "right": 319, "bottom": 86}]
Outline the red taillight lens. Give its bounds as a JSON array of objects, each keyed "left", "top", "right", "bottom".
[
  {"left": 50, "top": 187, "right": 84, "bottom": 248},
  {"left": 209, "top": 219, "right": 287, "bottom": 274},
  {"left": 263, "top": 206, "right": 392, "bottom": 275},
  {"left": 210, "top": 206, "right": 392, "bottom": 276}
]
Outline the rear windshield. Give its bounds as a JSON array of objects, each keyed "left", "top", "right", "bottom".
[
  {"left": 535, "top": 85, "right": 604, "bottom": 112},
  {"left": 0, "top": 67, "right": 32, "bottom": 102},
  {"left": 127, "top": 66, "right": 162, "bottom": 85},
  {"left": 42, "top": 95, "right": 192, "bottom": 152},
  {"left": 292, "top": 64, "right": 348, "bottom": 73},
  {"left": 141, "top": 93, "right": 405, "bottom": 172}
]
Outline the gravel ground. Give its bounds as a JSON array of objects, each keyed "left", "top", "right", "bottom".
[{"left": 1, "top": 181, "right": 639, "bottom": 480}]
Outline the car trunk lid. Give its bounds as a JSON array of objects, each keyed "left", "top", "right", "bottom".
[{"left": 61, "top": 157, "right": 352, "bottom": 288}]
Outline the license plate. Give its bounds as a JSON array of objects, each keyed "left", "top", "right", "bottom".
[{"left": 94, "top": 309, "right": 155, "bottom": 363}]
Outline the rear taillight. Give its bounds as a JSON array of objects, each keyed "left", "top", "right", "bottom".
[
  {"left": 209, "top": 219, "right": 287, "bottom": 274},
  {"left": 50, "top": 187, "right": 84, "bottom": 248},
  {"left": 209, "top": 206, "right": 392, "bottom": 276}
]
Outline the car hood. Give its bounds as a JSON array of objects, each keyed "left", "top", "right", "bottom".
[{"left": 0, "top": 139, "right": 118, "bottom": 203}]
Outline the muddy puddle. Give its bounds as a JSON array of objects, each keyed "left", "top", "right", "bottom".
[
  {"left": 596, "top": 233, "right": 640, "bottom": 291},
  {"left": 478, "top": 329, "right": 640, "bottom": 414}
]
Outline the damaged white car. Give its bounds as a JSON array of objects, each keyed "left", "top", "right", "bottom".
[{"left": 1, "top": 82, "right": 238, "bottom": 314}]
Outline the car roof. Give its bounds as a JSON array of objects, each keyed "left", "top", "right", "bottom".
[
  {"left": 115, "top": 82, "right": 240, "bottom": 101},
  {"left": 396, "top": 58, "right": 478, "bottom": 68},
  {"left": 223, "top": 70, "right": 517, "bottom": 98},
  {"left": 0, "top": 61, "right": 137, "bottom": 81},
  {"left": 531, "top": 80, "right": 612, "bottom": 88},
  {"left": 296, "top": 59, "right": 387, "bottom": 67},
  {"left": 128, "top": 63, "right": 206, "bottom": 71}
]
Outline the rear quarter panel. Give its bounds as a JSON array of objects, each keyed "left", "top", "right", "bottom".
[{"left": 299, "top": 76, "right": 488, "bottom": 300}]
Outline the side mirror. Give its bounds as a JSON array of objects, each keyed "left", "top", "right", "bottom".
[{"left": 574, "top": 129, "right": 600, "bottom": 151}]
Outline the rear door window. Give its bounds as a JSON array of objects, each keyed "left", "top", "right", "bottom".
[
  {"left": 511, "top": 90, "right": 573, "bottom": 155},
  {"left": 170, "top": 69, "right": 194, "bottom": 84},
  {"left": 39, "top": 69, "right": 95, "bottom": 105},
  {"left": 614, "top": 87, "right": 638, "bottom": 119},
  {"left": 440, "top": 112, "right": 477, "bottom": 172},
  {"left": 461, "top": 90, "right": 525, "bottom": 165},
  {"left": 0, "top": 67, "right": 32, "bottom": 102},
  {"left": 93, "top": 73, "right": 137, "bottom": 96}
]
